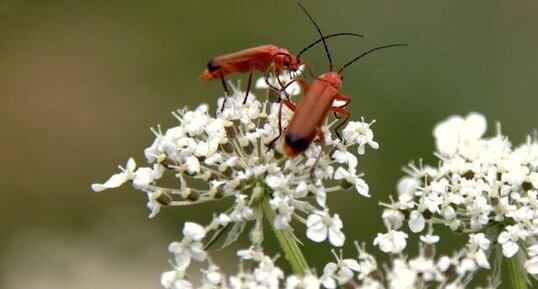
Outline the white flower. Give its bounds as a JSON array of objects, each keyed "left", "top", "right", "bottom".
[
  {"left": 397, "top": 177, "right": 420, "bottom": 196},
  {"left": 334, "top": 167, "right": 370, "bottom": 197},
  {"left": 408, "top": 210, "right": 425, "bottom": 233},
  {"left": 419, "top": 233, "right": 440, "bottom": 244},
  {"left": 387, "top": 259, "right": 416, "bottom": 289},
  {"left": 468, "top": 233, "right": 490, "bottom": 251},
  {"left": 306, "top": 211, "right": 345, "bottom": 247},
  {"left": 229, "top": 194, "right": 255, "bottom": 222},
  {"left": 525, "top": 257, "right": 538, "bottom": 275},
  {"left": 161, "top": 269, "right": 192, "bottom": 289},
  {"left": 253, "top": 255, "right": 284, "bottom": 288},
  {"left": 146, "top": 190, "right": 168, "bottom": 218},
  {"left": 433, "top": 112, "right": 486, "bottom": 156},
  {"left": 498, "top": 225, "right": 528, "bottom": 257},
  {"left": 94, "top": 78, "right": 386, "bottom": 287},
  {"left": 91, "top": 158, "right": 136, "bottom": 192},
  {"left": 320, "top": 255, "right": 361, "bottom": 289},
  {"left": 382, "top": 209, "right": 405, "bottom": 230},
  {"left": 525, "top": 245, "right": 538, "bottom": 274},
  {"left": 270, "top": 193, "right": 295, "bottom": 229},
  {"left": 94, "top": 79, "right": 376, "bottom": 250},
  {"left": 286, "top": 274, "right": 320, "bottom": 289},
  {"left": 132, "top": 164, "right": 164, "bottom": 190},
  {"left": 387, "top": 113, "right": 538, "bottom": 276},
  {"left": 373, "top": 230, "right": 408, "bottom": 254},
  {"left": 332, "top": 150, "right": 358, "bottom": 169},
  {"left": 168, "top": 222, "right": 207, "bottom": 270},
  {"left": 202, "top": 264, "right": 222, "bottom": 286},
  {"left": 342, "top": 119, "right": 379, "bottom": 155},
  {"left": 255, "top": 65, "right": 304, "bottom": 96}
]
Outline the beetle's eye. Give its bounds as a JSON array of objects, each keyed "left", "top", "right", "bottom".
[{"left": 284, "top": 60, "right": 290, "bottom": 67}]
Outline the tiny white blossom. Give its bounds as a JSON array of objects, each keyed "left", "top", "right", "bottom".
[
  {"left": 286, "top": 274, "right": 320, "bottom": 289},
  {"left": 525, "top": 245, "right": 538, "bottom": 275},
  {"left": 306, "top": 211, "right": 345, "bottom": 247},
  {"left": 161, "top": 270, "right": 192, "bottom": 289},
  {"left": 342, "top": 119, "right": 379, "bottom": 155},
  {"left": 433, "top": 112, "right": 486, "bottom": 157},
  {"left": 498, "top": 225, "right": 527, "bottom": 258},
  {"left": 91, "top": 158, "right": 136, "bottom": 192},
  {"left": 382, "top": 209, "right": 405, "bottom": 230},
  {"left": 334, "top": 167, "right": 370, "bottom": 197},
  {"left": 373, "top": 230, "right": 408, "bottom": 254},
  {"left": 168, "top": 222, "right": 207, "bottom": 270},
  {"left": 320, "top": 253, "right": 361, "bottom": 288},
  {"left": 408, "top": 210, "right": 425, "bottom": 233}
]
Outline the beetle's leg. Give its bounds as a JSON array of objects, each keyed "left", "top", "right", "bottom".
[
  {"left": 275, "top": 67, "right": 291, "bottom": 101},
  {"left": 282, "top": 99, "right": 297, "bottom": 111},
  {"left": 334, "top": 93, "right": 351, "bottom": 107},
  {"left": 330, "top": 100, "right": 351, "bottom": 142},
  {"left": 295, "top": 78, "right": 310, "bottom": 95},
  {"left": 310, "top": 127, "right": 325, "bottom": 181},
  {"left": 264, "top": 64, "right": 283, "bottom": 93},
  {"left": 219, "top": 73, "right": 230, "bottom": 113},
  {"left": 267, "top": 99, "right": 296, "bottom": 151},
  {"left": 242, "top": 71, "right": 254, "bottom": 104},
  {"left": 331, "top": 93, "right": 351, "bottom": 120}
]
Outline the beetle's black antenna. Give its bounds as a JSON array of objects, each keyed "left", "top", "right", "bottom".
[
  {"left": 297, "top": 32, "right": 363, "bottom": 60},
  {"left": 297, "top": 1, "right": 334, "bottom": 71},
  {"left": 338, "top": 43, "right": 408, "bottom": 74}
]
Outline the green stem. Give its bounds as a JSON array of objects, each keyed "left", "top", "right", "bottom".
[
  {"left": 506, "top": 256, "right": 528, "bottom": 289},
  {"left": 262, "top": 196, "right": 309, "bottom": 275}
]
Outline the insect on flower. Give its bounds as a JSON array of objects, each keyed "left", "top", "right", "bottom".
[
  {"left": 272, "top": 3, "right": 407, "bottom": 174},
  {"left": 199, "top": 2, "right": 363, "bottom": 112}
]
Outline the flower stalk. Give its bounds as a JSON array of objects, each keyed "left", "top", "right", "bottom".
[
  {"left": 262, "top": 194, "right": 310, "bottom": 276},
  {"left": 507, "top": 256, "right": 528, "bottom": 289}
]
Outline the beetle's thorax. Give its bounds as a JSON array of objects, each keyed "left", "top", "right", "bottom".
[{"left": 318, "top": 71, "right": 342, "bottom": 89}]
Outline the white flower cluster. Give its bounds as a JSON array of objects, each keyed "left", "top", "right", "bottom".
[
  {"left": 161, "top": 222, "right": 495, "bottom": 289},
  {"left": 322, "top": 234, "right": 497, "bottom": 289},
  {"left": 379, "top": 112, "right": 538, "bottom": 278},
  {"left": 161, "top": 223, "right": 320, "bottom": 289},
  {"left": 92, "top": 72, "right": 377, "bottom": 249}
]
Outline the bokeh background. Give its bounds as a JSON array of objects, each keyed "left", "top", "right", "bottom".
[{"left": 1, "top": 0, "right": 538, "bottom": 288}]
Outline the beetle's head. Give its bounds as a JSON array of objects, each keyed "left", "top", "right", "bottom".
[{"left": 275, "top": 52, "right": 301, "bottom": 71}]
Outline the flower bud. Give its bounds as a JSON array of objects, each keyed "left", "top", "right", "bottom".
[
  {"left": 187, "top": 190, "right": 200, "bottom": 202},
  {"left": 156, "top": 191, "right": 172, "bottom": 206}
]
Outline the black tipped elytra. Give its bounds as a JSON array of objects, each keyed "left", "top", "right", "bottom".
[{"left": 285, "top": 133, "right": 310, "bottom": 152}]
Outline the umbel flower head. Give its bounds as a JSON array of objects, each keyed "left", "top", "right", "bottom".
[
  {"left": 380, "top": 112, "right": 538, "bottom": 277},
  {"left": 160, "top": 225, "right": 496, "bottom": 289},
  {"left": 92, "top": 71, "right": 378, "bottom": 250}
]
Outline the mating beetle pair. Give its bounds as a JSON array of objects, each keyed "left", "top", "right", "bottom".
[{"left": 200, "top": 2, "right": 406, "bottom": 172}]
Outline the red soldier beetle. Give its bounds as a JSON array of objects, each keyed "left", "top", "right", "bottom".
[
  {"left": 200, "top": 3, "right": 363, "bottom": 112},
  {"left": 265, "top": 4, "right": 407, "bottom": 177},
  {"left": 275, "top": 43, "right": 407, "bottom": 178},
  {"left": 282, "top": 43, "right": 407, "bottom": 152},
  {"left": 200, "top": 34, "right": 363, "bottom": 112}
]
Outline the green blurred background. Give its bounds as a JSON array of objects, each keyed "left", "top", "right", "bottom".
[{"left": 1, "top": 0, "right": 538, "bottom": 288}]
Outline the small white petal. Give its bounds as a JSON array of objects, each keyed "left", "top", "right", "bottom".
[
  {"left": 408, "top": 210, "right": 426, "bottom": 233},
  {"left": 328, "top": 227, "right": 345, "bottom": 247},
  {"left": 525, "top": 257, "right": 538, "bottom": 274},
  {"left": 355, "top": 178, "right": 370, "bottom": 197},
  {"left": 342, "top": 259, "right": 361, "bottom": 272},
  {"left": 502, "top": 241, "right": 519, "bottom": 258},
  {"left": 91, "top": 172, "right": 129, "bottom": 192},
  {"left": 183, "top": 222, "right": 206, "bottom": 240}
]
